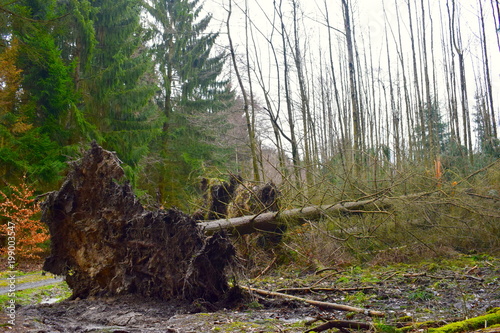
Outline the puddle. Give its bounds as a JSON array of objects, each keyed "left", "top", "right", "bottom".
[{"left": 40, "top": 297, "right": 62, "bottom": 304}]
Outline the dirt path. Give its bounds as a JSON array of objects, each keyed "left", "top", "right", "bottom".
[{"left": 0, "top": 277, "right": 63, "bottom": 295}]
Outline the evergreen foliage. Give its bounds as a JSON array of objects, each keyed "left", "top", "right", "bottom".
[
  {"left": 82, "top": 0, "right": 160, "bottom": 168},
  {"left": 1, "top": 0, "right": 236, "bottom": 205},
  {"left": 142, "top": 0, "right": 235, "bottom": 205},
  {"left": 0, "top": 0, "right": 72, "bottom": 187}
]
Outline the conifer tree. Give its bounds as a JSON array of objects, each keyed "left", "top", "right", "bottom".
[
  {"left": 82, "top": 0, "right": 160, "bottom": 170},
  {"left": 143, "top": 0, "right": 232, "bottom": 127},
  {"left": 142, "top": 0, "right": 234, "bottom": 205},
  {"left": 0, "top": 0, "right": 72, "bottom": 186}
]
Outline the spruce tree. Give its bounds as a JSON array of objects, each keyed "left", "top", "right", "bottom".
[
  {"left": 0, "top": 0, "right": 73, "bottom": 187},
  {"left": 142, "top": 0, "right": 234, "bottom": 206},
  {"left": 82, "top": 0, "right": 160, "bottom": 170}
]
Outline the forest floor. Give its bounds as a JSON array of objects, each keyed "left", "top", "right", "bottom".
[{"left": 1, "top": 254, "right": 499, "bottom": 332}]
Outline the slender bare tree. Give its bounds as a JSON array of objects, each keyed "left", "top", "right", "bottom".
[
  {"left": 341, "top": 0, "right": 362, "bottom": 175},
  {"left": 226, "top": 0, "right": 261, "bottom": 181}
]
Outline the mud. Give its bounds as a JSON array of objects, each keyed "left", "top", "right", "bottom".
[{"left": 8, "top": 256, "right": 500, "bottom": 333}]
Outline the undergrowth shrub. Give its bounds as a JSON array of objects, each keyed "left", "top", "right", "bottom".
[
  {"left": 267, "top": 162, "right": 500, "bottom": 270},
  {"left": 0, "top": 177, "right": 49, "bottom": 260},
  {"left": 198, "top": 160, "right": 499, "bottom": 275}
]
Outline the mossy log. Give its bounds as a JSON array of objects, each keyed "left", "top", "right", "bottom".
[
  {"left": 41, "top": 142, "right": 235, "bottom": 302},
  {"left": 427, "top": 308, "right": 500, "bottom": 333}
]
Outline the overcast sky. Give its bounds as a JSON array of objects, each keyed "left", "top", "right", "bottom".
[{"left": 201, "top": 0, "right": 500, "bottom": 143}]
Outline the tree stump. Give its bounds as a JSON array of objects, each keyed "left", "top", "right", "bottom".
[{"left": 41, "top": 142, "right": 235, "bottom": 302}]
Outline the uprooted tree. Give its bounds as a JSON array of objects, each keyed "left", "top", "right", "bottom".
[
  {"left": 192, "top": 174, "right": 279, "bottom": 221},
  {"left": 41, "top": 142, "right": 235, "bottom": 302},
  {"left": 42, "top": 142, "right": 488, "bottom": 304}
]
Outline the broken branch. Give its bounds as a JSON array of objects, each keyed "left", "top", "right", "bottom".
[
  {"left": 305, "top": 320, "right": 373, "bottom": 333},
  {"left": 241, "top": 286, "right": 385, "bottom": 317}
]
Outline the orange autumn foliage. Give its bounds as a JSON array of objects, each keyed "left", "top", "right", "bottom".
[
  {"left": 0, "top": 178, "right": 49, "bottom": 259},
  {"left": 0, "top": 38, "right": 32, "bottom": 134}
]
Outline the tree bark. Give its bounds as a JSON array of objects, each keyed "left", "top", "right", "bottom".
[
  {"left": 227, "top": 0, "right": 260, "bottom": 182},
  {"left": 479, "top": 0, "right": 497, "bottom": 139},
  {"left": 277, "top": 0, "right": 301, "bottom": 183},
  {"left": 342, "top": 0, "right": 361, "bottom": 176},
  {"left": 199, "top": 197, "right": 393, "bottom": 235},
  {"left": 292, "top": 0, "right": 313, "bottom": 187}
]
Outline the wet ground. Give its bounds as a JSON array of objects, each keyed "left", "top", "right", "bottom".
[{"left": 4, "top": 255, "right": 500, "bottom": 332}]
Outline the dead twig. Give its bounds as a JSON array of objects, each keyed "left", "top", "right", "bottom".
[
  {"left": 304, "top": 320, "right": 373, "bottom": 333},
  {"left": 275, "top": 286, "right": 375, "bottom": 293},
  {"left": 465, "top": 192, "right": 499, "bottom": 201},
  {"left": 464, "top": 275, "right": 484, "bottom": 282},
  {"left": 304, "top": 314, "right": 335, "bottom": 326},
  {"left": 310, "top": 272, "right": 342, "bottom": 288},
  {"left": 241, "top": 286, "right": 385, "bottom": 317},
  {"left": 402, "top": 272, "right": 427, "bottom": 277},
  {"left": 315, "top": 267, "right": 338, "bottom": 275},
  {"left": 253, "top": 253, "right": 278, "bottom": 280},
  {"left": 382, "top": 271, "right": 399, "bottom": 281},
  {"left": 456, "top": 159, "right": 500, "bottom": 185},
  {"left": 340, "top": 209, "right": 390, "bottom": 214}
]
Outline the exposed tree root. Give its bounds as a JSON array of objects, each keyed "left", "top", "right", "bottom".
[{"left": 41, "top": 142, "right": 235, "bottom": 303}]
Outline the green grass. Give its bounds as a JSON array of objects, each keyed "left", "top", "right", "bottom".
[
  {"left": 407, "top": 290, "right": 436, "bottom": 301},
  {"left": 0, "top": 270, "right": 59, "bottom": 287},
  {"left": 0, "top": 270, "right": 29, "bottom": 279},
  {"left": 344, "top": 291, "right": 375, "bottom": 306},
  {"left": 0, "top": 281, "right": 71, "bottom": 310}
]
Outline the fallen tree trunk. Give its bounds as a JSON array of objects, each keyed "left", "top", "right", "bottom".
[
  {"left": 199, "top": 197, "right": 391, "bottom": 235},
  {"left": 199, "top": 191, "right": 439, "bottom": 235},
  {"left": 41, "top": 142, "right": 235, "bottom": 302}
]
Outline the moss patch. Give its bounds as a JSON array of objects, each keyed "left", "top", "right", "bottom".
[{"left": 426, "top": 308, "right": 500, "bottom": 333}]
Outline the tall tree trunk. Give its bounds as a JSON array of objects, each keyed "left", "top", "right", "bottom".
[
  {"left": 407, "top": 0, "right": 426, "bottom": 161},
  {"left": 441, "top": 1, "right": 461, "bottom": 150},
  {"left": 324, "top": 0, "right": 346, "bottom": 170},
  {"left": 394, "top": 0, "right": 414, "bottom": 162},
  {"left": 227, "top": 0, "right": 260, "bottom": 181},
  {"left": 449, "top": 0, "right": 473, "bottom": 162},
  {"left": 384, "top": 18, "right": 401, "bottom": 168},
  {"left": 244, "top": 0, "right": 261, "bottom": 181},
  {"left": 341, "top": 0, "right": 361, "bottom": 176},
  {"left": 249, "top": 11, "right": 288, "bottom": 177},
  {"left": 277, "top": 0, "right": 301, "bottom": 183},
  {"left": 291, "top": 0, "right": 313, "bottom": 186},
  {"left": 491, "top": 0, "right": 500, "bottom": 51},
  {"left": 479, "top": 0, "right": 498, "bottom": 139},
  {"left": 420, "top": 0, "right": 436, "bottom": 155}
]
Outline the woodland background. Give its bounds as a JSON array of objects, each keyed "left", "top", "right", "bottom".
[{"left": 0, "top": 0, "right": 499, "bottom": 260}]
